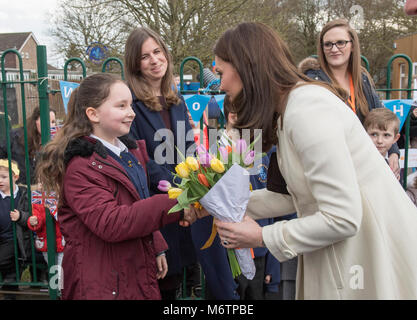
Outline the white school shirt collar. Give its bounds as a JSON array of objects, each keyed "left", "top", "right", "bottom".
[
  {"left": 90, "top": 135, "right": 128, "bottom": 157},
  {"left": 0, "top": 184, "right": 19, "bottom": 199}
]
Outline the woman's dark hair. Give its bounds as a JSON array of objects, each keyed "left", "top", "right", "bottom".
[{"left": 214, "top": 22, "right": 318, "bottom": 151}]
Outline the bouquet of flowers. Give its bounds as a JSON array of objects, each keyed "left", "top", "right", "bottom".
[{"left": 158, "top": 134, "right": 264, "bottom": 280}]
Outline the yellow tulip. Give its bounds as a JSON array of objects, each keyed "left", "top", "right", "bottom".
[
  {"left": 185, "top": 156, "right": 199, "bottom": 171},
  {"left": 175, "top": 162, "right": 190, "bottom": 178},
  {"left": 210, "top": 158, "right": 225, "bottom": 173},
  {"left": 168, "top": 188, "right": 183, "bottom": 199}
]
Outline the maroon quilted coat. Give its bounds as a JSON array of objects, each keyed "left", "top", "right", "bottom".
[{"left": 58, "top": 136, "right": 181, "bottom": 300}]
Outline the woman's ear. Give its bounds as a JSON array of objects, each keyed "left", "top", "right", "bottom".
[{"left": 85, "top": 107, "right": 99, "bottom": 123}]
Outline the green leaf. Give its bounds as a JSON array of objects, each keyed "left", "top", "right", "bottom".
[
  {"left": 204, "top": 172, "right": 216, "bottom": 187},
  {"left": 188, "top": 181, "right": 209, "bottom": 198},
  {"left": 175, "top": 145, "right": 186, "bottom": 162},
  {"left": 168, "top": 203, "right": 186, "bottom": 214},
  {"left": 248, "top": 133, "right": 262, "bottom": 150}
]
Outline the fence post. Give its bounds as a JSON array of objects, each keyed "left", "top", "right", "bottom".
[
  {"left": 37, "top": 45, "right": 58, "bottom": 300},
  {"left": 101, "top": 57, "right": 125, "bottom": 80},
  {"left": 385, "top": 54, "right": 413, "bottom": 189}
]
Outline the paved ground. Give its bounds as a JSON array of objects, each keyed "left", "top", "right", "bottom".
[{"left": 0, "top": 287, "right": 51, "bottom": 300}]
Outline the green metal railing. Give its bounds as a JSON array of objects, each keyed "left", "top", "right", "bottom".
[
  {"left": 378, "top": 54, "right": 413, "bottom": 189},
  {"left": 0, "top": 48, "right": 51, "bottom": 297},
  {"left": 102, "top": 57, "right": 124, "bottom": 80}
]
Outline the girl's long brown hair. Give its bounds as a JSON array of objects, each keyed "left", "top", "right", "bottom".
[
  {"left": 36, "top": 73, "right": 122, "bottom": 196},
  {"left": 213, "top": 22, "right": 340, "bottom": 152},
  {"left": 318, "top": 19, "right": 372, "bottom": 118},
  {"left": 124, "top": 27, "right": 180, "bottom": 111}
]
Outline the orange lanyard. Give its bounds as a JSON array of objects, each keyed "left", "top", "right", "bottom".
[{"left": 347, "top": 74, "right": 356, "bottom": 114}]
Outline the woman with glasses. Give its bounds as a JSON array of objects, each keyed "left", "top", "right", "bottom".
[{"left": 300, "top": 19, "right": 400, "bottom": 179}]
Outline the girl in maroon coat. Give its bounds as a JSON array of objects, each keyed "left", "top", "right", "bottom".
[{"left": 36, "top": 73, "right": 195, "bottom": 300}]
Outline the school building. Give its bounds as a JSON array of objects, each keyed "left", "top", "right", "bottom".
[{"left": 392, "top": 32, "right": 417, "bottom": 100}]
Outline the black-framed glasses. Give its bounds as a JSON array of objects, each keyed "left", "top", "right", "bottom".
[{"left": 323, "top": 40, "right": 352, "bottom": 50}]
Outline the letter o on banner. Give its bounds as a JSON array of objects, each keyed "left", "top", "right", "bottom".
[{"left": 193, "top": 102, "right": 201, "bottom": 111}]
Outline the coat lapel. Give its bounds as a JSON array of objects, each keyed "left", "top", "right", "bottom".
[{"left": 135, "top": 100, "right": 165, "bottom": 134}]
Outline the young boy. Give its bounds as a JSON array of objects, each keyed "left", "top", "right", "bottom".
[
  {"left": 364, "top": 108, "right": 401, "bottom": 179},
  {"left": 0, "top": 159, "right": 30, "bottom": 299}
]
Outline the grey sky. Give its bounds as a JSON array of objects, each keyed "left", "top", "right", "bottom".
[{"left": 0, "top": 0, "right": 62, "bottom": 66}]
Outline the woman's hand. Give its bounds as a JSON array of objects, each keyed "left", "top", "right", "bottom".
[
  {"left": 179, "top": 205, "right": 210, "bottom": 227},
  {"left": 179, "top": 206, "right": 196, "bottom": 227},
  {"left": 215, "top": 215, "right": 264, "bottom": 249},
  {"left": 388, "top": 153, "right": 400, "bottom": 180},
  {"left": 156, "top": 254, "right": 168, "bottom": 279}
]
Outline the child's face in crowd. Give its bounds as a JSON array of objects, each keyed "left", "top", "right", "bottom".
[
  {"left": 367, "top": 123, "right": 400, "bottom": 157},
  {"left": 0, "top": 167, "right": 17, "bottom": 195},
  {"left": 88, "top": 81, "right": 135, "bottom": 144},
  {"left": 36, "top": 111, "right": 57, "bottom": 135}
]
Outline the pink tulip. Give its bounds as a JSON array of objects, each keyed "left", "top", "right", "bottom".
[
  {"left": 236, "top": 139, "right": 247, "bottom": 154},
  {"left": 196, "top": 145, "right": 207, "bottom": 155},
  {"left": 218, "top": 146, "right": 228, "bottom": 163},
  {"left": 243, "top": 151, "right": 255, "bottom": 166},
  {"left": 199, "top": 152, "right": 212, "bottom": 167},
  {"left": 157, "top": 180, "right": 171, "bottom": 192}
]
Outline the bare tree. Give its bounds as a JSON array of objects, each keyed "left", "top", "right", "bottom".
[
  {"left": 49, "top": 0, "right": 417, "bottom": 86},
  {"left": 49, "top": 0, "right": 130, "bottom": 71}
]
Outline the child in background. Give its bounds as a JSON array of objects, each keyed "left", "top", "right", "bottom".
[
  {"left": 364, "top": 108, "right": 401, "bottom": 180},
  {"left": 27, "top": 201, "right": 64, "bottom": 286},
  {"left": 0, "top": 159, "right": 30, "bottom": 299}
]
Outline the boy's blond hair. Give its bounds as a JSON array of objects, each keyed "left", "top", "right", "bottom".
[
  {"left": 363, "top": 108, "right": 400, "bottom": 135},
  {"left": 0, "top": 159, "right": 20, "bottom": 176}
]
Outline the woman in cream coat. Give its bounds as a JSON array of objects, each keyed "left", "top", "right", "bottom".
[{"left": 211, "top": 22, "right": 417, "bottom": 300}]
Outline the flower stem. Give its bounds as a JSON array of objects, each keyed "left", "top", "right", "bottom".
[{"left": 227, "top": 249, "right": 241, "bottom": 278}]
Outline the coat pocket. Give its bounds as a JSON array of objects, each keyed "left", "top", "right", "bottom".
[{"left": 328, "top": 245, "right": 345, "bottom": 289}]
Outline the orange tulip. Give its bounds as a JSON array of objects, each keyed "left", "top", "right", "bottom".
[{"left": 198, "top": 173, "right": 210, "bottom": 188}]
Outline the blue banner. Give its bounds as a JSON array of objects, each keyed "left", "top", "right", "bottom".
[
  {"left": 59, "top": 81, "right": 80, "bottom": 114},
  {"left": 213, "top": 94, "right": 226, "bottom": 115},
  {"left": 382, "top": 99, "right": 413, "bottom": 132},
  {"left": 184, "top": 95, "right": 211, "bottom": 123}
]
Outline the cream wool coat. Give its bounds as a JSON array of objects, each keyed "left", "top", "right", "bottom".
[{"left": 246, "top": 84, "right": 417, "bottom": 299}]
